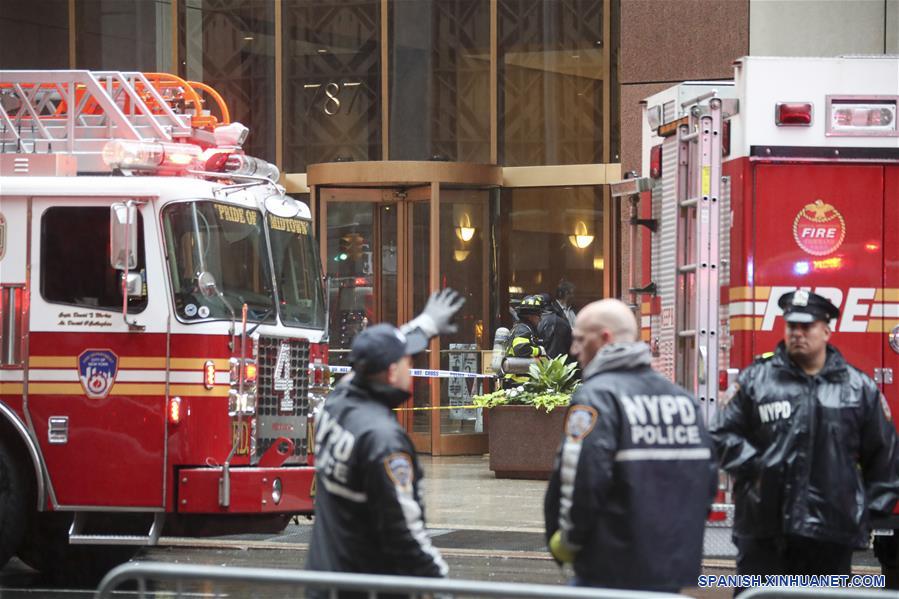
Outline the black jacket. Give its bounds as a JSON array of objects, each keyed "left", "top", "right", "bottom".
[
  {"left": 305, "top": 378, "right": 447, "bottom": 587},
  {"left": 507, "top": 320, "right": 542, "bottom": 358},
  {"left": 538, "top": 301, "right": 573, "bottom": 360},
  {"left": 544, "top": 343, "right": 717, "bottom": 591},
  {"left": 711, "top": 342, "right": 899, "bottom": 547}
]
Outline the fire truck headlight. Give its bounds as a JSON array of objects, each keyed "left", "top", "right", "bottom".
[{"left": 271, "top": 478, "right": 282, "bottom": 505}]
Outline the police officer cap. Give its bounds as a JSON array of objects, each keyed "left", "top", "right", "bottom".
[
  {"left": 349, "top": 323, "right": 428, "bottom": 376},
  {"left": 778, "top": 290, "right": 840, "bottom": 324}
]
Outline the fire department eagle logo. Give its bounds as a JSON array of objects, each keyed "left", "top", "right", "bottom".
[
  {"left": 78, "top": 349, "right": 119, "bottom": 399},
  {"left": 793, "top": 199, "right": 846, "bottom": 256}
]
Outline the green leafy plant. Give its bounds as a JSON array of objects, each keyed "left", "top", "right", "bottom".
[{"left": 472, "top": 355, "right": 580, "bottom": 413}]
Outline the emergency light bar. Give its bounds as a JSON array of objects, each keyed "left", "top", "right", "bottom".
[
  {"left": 102, "top": 140, "right": 202, "bottom": 173},
  {"left": 101, "top": 140, "right": 281, "bottom": 181},
  {"left": 826, "top": 96, "right": 897, "bottom": 137}
]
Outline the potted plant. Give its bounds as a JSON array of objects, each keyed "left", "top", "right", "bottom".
[{"left": 473, "top": 356, "right": 579, "bottom": 479}]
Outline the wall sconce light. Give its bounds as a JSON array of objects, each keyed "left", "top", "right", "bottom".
[
  {"left": 568, "top": 221, "right": 594, "bottom": 249},
  {"left": 453, "top": 250, "right": 470, "bottom": 262},
  {"left": 455, "top": 213, "right": 476, "bottom": 242}
]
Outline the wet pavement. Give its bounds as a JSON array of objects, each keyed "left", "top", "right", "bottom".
[{"left": 0, "top": 456, "right": 886, "bottom": 598}]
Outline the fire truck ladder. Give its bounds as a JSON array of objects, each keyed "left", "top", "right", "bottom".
[
  {"left": 673, "top": 95, "right": 723, "bottom": 423},
  {"left": 0, "top": 70, "right": 228, "bottom": 173}
]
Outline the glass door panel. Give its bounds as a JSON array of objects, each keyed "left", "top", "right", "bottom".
[
  {"left": 323, "top": 191, "right": 397, "bottom": 370},
  {"left": 319, "top": 184, "right": 490, "bottom": 455},
  {"left": 438, "top": 189, "right": 490, "bottom": 439}
]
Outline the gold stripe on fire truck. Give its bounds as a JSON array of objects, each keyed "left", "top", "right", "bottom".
[
  {"left": 875, "top": 289, "right": 899, "bottom": 302},
  {"left": 0, "top": 383, "right": 24, "bottom": 394},
  {"left": 728, "top": 287, "right": 772, "bottom": 301},
  {"left": 29, "top": 356, "right": 76, "bottom": 368},
  {"left": 28, "top": 356, "right": 230, "bottom": 370},
  {"left": 867, "top": 319, "right": 899, "bottom": 333},
  {"left": 169, "top": 358, "right": 230, "bottom": 370},
  {"left": 23, "top": 382, "right": 228, "bottom": 396}
]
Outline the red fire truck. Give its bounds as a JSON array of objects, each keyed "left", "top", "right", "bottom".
[
  {"left": 0, "top": 71, "right": 330, "bottom": 583},
  {"left": 613, "top": 56, "right": 899, "bottom": 580}
]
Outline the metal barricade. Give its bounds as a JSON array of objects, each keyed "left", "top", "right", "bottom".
[
  {"left": 739, "top": 587, "right": 897, "bottom": 599},
  {"left": 96, "top": 561, "right": 692, "bottom": 599}
]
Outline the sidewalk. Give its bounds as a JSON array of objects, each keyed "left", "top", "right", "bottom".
[
  {"left": 419, "top": 455, "right": 883, "bottom": 569},
  {"left": 419, "top": 455, "right": 545, "bottom": 532}
]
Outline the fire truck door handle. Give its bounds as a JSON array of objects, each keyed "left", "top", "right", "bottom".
[{"left": 698, "top": 347, "right": 707, "bottom": 386}]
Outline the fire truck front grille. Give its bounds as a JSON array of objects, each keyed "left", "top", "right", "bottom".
[{"left": 254, "top": 336, "right": 310, "bottom": 465}]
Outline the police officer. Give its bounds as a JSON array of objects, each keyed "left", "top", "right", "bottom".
[
  {"left": 544, "top": 299, "right": 717, "bottom": 592},
  {"left": 711, "top": 290, "right": 899, "bottom": 589},
  {"left": 306, "top": 289, "right": 465, "bottom": 597},
  {"left": 503, "top": 294, "right": 546, "bottom": 387}
]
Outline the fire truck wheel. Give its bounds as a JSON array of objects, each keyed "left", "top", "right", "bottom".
[
  {"left": 0, "top": 441, "right": 28, "bottom": 570},
  {"left": 17, "top": 513, "right": 137, "bottom": 587}
]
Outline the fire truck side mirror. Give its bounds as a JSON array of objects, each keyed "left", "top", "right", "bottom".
[{"left": 110, "top": 202, "right": 138, "bottom": 271}]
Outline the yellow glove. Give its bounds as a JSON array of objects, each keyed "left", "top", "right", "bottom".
[{"left": 549, "top": 530, "right": 576, "bottom": 564}]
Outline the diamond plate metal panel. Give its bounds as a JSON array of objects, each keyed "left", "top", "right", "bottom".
[{"left": 651, "top": 137, "right": 679, "bottom": 382}]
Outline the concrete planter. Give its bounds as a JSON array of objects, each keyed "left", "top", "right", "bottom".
[{"left": 488, "top": 405, "right": 567, "bottom": 480}]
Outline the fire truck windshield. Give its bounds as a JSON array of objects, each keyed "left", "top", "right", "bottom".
[
  {"left": 267, "top": 213, "right": 326, "bottom": 330},
  {"left": 163, "top": 201, "right": 276, "bottom": 323}
]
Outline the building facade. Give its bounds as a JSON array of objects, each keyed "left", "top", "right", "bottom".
[{"left": 2, "top": 0, "right": 896, "bottom": 454}]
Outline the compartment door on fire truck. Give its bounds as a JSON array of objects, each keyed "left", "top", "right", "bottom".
[
  {"left": 885, "top": 166, "right": 899, "bottom": 424},
  {"left": 27, "top": 198, "right": 167, "bottom": 508},
  {"left": 752, "top": 164, "right": 885, "bottom": 386}
]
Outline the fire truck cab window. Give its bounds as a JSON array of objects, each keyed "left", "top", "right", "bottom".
[
  {"left": 162, "top": 201, "right": 276, "bottom": 324},
  {"left": 40, "top": 206, "right": 148, "bottom": 312}
]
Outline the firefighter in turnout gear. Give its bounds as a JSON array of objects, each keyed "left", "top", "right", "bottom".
[
  {"left": 306, "top": 289, "right": 465, "bottom": 598},
  {"left": 544, "top": 299, "right": 717, "bottom": 592},
  {"left": 711, "top": 290, "right": 899, "bottom": 593},
  {"left": 503, "top": 294, "right": 547, "bottom": 387}
]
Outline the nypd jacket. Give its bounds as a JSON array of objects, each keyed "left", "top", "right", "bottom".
[
  {"left": 711, "top": 343, "right": 899, "bottom": 547},
  {"left": 305, "top": 377, "right": 447, "bottom": 583},
  {"left": 544, "top": 343, "right": 717, "bottom": 591}
]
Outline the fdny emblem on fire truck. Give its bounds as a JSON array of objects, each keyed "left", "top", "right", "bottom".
[
  {"left": 792, "top": 199, "right": 846, "bottom": 256},
  {"left": 78, "top": 349, "right": 119, "bottom": 399}
]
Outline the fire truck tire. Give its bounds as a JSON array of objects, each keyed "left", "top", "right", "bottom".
[
  {"left": 16, "top": 513, "right": 136, "bottom": 587},
  {"left": 0, "top": 441, "right": 28, "bottom": 570}
]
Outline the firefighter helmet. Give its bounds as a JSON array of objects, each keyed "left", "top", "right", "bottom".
[{"left": 516, "top": 294, "right": 547, "bottom": 316}]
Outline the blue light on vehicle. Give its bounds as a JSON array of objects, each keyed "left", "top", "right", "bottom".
[{"left": 793, "top": 261, "right": 810, "bottom": 275}]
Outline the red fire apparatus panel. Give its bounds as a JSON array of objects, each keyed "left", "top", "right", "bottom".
[
  {"left": 884, "top": 166, "right": 899, "bottom": 421},
  {"left": 751, "top": 163, "right": 885, "bottom": 382}
]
